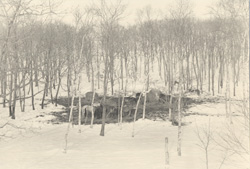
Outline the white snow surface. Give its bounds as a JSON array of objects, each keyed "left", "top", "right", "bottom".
[{"left": 0, "top": 99, "right": 249, "bottom": 169}]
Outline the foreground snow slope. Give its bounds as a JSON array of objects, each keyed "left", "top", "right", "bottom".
[
  {"left": 0, "top": 104, "right": 249, "bottom": 169},
  {"left": 0, "top": 91, "right": 249, "bottom": 169}
]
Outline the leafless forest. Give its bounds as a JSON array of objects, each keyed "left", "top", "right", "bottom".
[{"left": 0, "top": 0, "right": 249, "bottom": 137}]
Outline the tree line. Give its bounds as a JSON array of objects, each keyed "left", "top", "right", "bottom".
[{"left": 0, "top": 0, "right": 248, "bottom": 124}]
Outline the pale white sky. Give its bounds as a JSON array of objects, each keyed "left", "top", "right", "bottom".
[{"left": 59, "top": 0, "right": 219, "bottom": 25}]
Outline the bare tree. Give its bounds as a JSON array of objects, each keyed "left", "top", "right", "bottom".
[
  {"left": 195, "top": 118, "right": 214, "bottom": 169},
  {"left": 0, "top": 0, "right": 59, "bottom": 118},
  {"left": 92, "top": 0, "right": 126, "bottom": 136},
  {"left": 169, "top": 0, "right": 193, "bottom": 156}
]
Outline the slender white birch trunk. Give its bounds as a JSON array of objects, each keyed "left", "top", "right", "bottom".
[
  {"left": 165, "top": 137, "right": 169, "bottom": 168},
  {"left": 142, "top": 92, "right": 147, "bottom": 119},
  {"left": 64, "top": 94, "right": 75, "bottom": 153},
  {"left": 120, "top": 93, "right": 125, "bottom": 129},
  {"left": 169, "top": 94, "right": 172, "bottom": 121},
  {"left": 132, "top": 92, "right": 142, "bottom": 137},
  {"left": 78, "top": 95, "right": 82, "bottom": 133},
  {"left": 177, "top": 62, "right": 183, "bottom": 156},
  {"left": 90, "top": 91, "right": 96, "bottom": 128}
]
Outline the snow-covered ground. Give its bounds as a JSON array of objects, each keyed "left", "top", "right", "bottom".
[
  {"left": 0, "top": 97, "right": 249, "bottom": 169},
  {"left": 0, "top": 66, "right": 249, "bottom": 169}
]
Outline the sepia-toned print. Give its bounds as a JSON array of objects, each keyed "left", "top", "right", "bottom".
[{"left": 0, "top": 0, "right": 249, "bottom": 169}]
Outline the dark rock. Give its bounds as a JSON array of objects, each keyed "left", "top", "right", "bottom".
[
  {"left": 159, "top": 93, "right": 171, "bottom": 103},
  {"left": 147, "top": 89, "right": 162, "bottom": 102},
  {"left": 85, "top": 92, "right": 99, "bottom": 101}
]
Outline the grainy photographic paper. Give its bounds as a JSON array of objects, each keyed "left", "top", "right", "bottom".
[{"left": 0, "top": 0, "right": 249, "bottom": 169}]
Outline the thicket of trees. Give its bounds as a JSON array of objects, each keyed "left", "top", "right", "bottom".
[{"left": 0, "top": 0, "right": 248, "bottom": 128}]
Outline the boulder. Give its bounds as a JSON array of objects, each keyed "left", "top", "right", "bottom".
[
  {"left": 85, "top": 92, "right": 99, "bottom": 102},
  {"left": 159, "top": 93, "right": 171, "bottom": 103},
  {"left": 147, "top": 89, "right": 162, "bottom": 102}
]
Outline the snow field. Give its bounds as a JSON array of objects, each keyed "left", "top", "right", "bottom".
[
  {"left": 0, "top": 108, "right": 249, "bottom": 169},
  {"left": 0, "top": 72, "right": 249, "bottom": 169}
]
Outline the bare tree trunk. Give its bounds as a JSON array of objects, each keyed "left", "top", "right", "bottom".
[
  {"left": 97, "top": 48, "right": 100, "bottom": 89},
  {"left": 169, "top": 94, "right": 173, "bottom": 121},
  {"left": 142, "top": 92, "right": 147, "bottom": 119},
  {"left": 182, "top": 63, "right": 185, "bottom": 90},
  {"left": 117, "top": 93, "right": 120, "bottom": 124},
  {"left": 90, "top": 91, "right": 96, "bottom": 128},
  {"left": 41, "top": 80, "right": 47, "bottom": 109},
  {"left": 233, "top": 60, "right": 236, "bottom": 96},
  {"left": 236, "top": 58, "right": 240, "bottom": 86},
  {"left": 91, "top": 62, "right": 95, "bottom": 92},
  {"left": 119, "top": 94, "right": 125, "bottom": 129},
  {"left": 139, "top": 54, "right": 142, "bottom": 78},
  {"left": 117, "top": 77, "right": 121, "bottom": 124},
  {"left": 78, "top": 95, "right": 82, "bottom": 133},
  {"left": 221, "top": 56, "right": 224, "bottom": 89},
  {"left": 163, "top": 56, "right": 168, "bottom": 87},
  {"left": 169, "top": 53, "right": 172, "bottom": 93},
  {"left": 225, "top": 61, "right": 229, "bottom": 119},
  {"left": 22, "top": 70, "right": 26, "bottom": 112},
  {"left": 193, "top": 52, "right": 199, "bottom": 90},
  {"left": 218, "top": 72, "right": 220, "bottom": 94},
  {"left": 208, "top": 55, "right": 211, "bottom": 93},
  {"left": 9, "top": 73, "right": 13, "bottom": 117},
  {"left": 18, "top": 73, "right": 23, "bottom": 111},
  {"left": 30, "top": 61, "right": 35, "bottom": 110},
  {"left": 121, "top": 54, "right": 124, "bottom": 90},
  {"left": 218, "top": 62, "right": 223, "bottom": 94},
  {"left": 100, "top": 58, "right": 108, "bottom": 136},
  {"left": 125, "top": 57, "right": 129, "bottom": 95},
  {"left": 132, "top": 92, "right": 142, "bottom": 137},
  {"left": 212, "top": 55, "right": 215, "bottom": 96},
  {"left": 157, "top": 51, "right": 162, "bottom": 78},
  {"left": 86, "top": 63, "right": 90, "bottom": 82},
  {"left": 12, "top": 72, "right": 17, "bottom": 119},
  {"left": 187, "top": 54, "right": 190, "bottom": 90},
  {"left": 110, "top": 59, "right": 114, "bottom": 95},
  {"left": 242, "top": 55, "right": 248, "bottom": 127},
  {"left": 67, "top": 62, "right": 72, "bottom": 108},
  {"left": 177, "top": 61, "right": 183, "bottom": 156},
  {"left": 2, "top": 75, "right": 7, "bottom": 108},
  {"left": 55, "top": 71, "right": 61, "bottom": 107},
  {"left": 227, "top": 61, "right": 232, "bottom": 124},
  {"left": 49, "top": 74, "right": 54, "bottom": 104},
  {"left": 146, "top": 61, "right": 150, "bottom": 91},
  {"left": 200, "top": 67, "right": 203, "bottom": 93},
  {"left": 165, "top": 137, "right": 169, "bottom": 167},
  {"left": 134, "top": 44, "right": 138, "bottom": 73},
  {"left": 35, "top": 67, "right": 39, "bottom": 87},
  {"left": 64, "top": 94, "right": 75, "bottom": 153}
]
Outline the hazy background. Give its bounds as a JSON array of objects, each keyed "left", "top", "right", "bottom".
[{"left": 60, "top": 0, "right": 219, "bottom": 25}]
